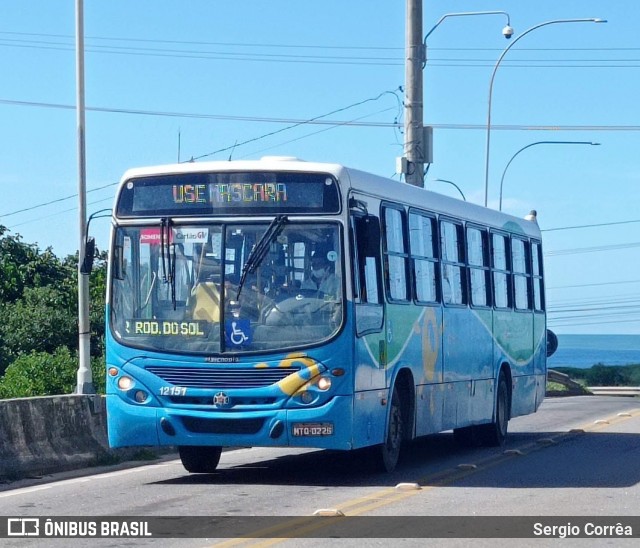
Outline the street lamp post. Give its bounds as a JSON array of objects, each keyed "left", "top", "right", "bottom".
[
  {"left": 424, "top": 11, "right": 513, "bottom": 54},
  {"left": 434, "top": 178, "right": 467, "bottom": 201},
  {"left": 483, "top": 18, "right": 606, "bottom": 207},
  {"left": 498, "top": 141, "right": 600, "bottom": 211},
  {"left": 75, "top": 0, "right": 94, "bottom": 394},
  {"left": 403, "top": 7, "right": 513, "bottom": 188}
]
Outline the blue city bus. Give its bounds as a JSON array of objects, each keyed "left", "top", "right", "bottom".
[{"left": 106, "top": 157, "right": 548, "bottom": 473}]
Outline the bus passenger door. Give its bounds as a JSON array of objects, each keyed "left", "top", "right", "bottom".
[{"left": 350, "top": 205, "right": 387, "bottom": 448}]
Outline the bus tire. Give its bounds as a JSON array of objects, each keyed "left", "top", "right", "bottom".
[
  {"left": 453, "top": 425, "right": 479, "bottom": 447},
  {"left": 376, "top": 386, "right": 404, "bottom": 472},
  {"left": 178, "top": 445, "right": 222, "bottom": 473},
  {"left": 477, "top": 372, "right": 510, "bottom": 447}
]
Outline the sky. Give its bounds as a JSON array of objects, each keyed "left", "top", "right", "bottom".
[{"left": 1, "top": 1, "right": 639, "bottom": 335}]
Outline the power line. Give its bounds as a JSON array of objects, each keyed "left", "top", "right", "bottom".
[
  {"left": 6, "top": 33, "right": 640, "bottom": 68},
  {"left": 547, "top": 317, "right": 640, "bottom": 327},
  {"left": 0, "top": 38, "right": 403, "bottom": 66},
  {"left": 1, "top": 90, "right": 402, "bottom": 220},
  {"left": 549, "top": 294, "right": 640, "bottom": 308},
  {"left": 0, "top": 181, "right": 118, "bottom": 219},
  {"left": 7, "top": 30, "right": 640, "bottom": 53},
  {"left": 542, "top": 219, "right": 640, "bottom": 232},
  {"left": 237, "top": 107, "right": 398, "bottom": 160},
  {"left": 547, "top": 279, "right": 640, "bottom": 290},
  {"left": 0, "top": 30, "right": 404, "bottom": 51},
  {"left": 9, "top": 196, "right": 114, "bottom": 229},
  {"left": 550, "top": 303, "right": 640, "bottom": 314},
  {"left": 8, "top": 97, "right": 640, "bottom": 133},
  {"left": 5, "top": 107, "right": 398, "bottom": 227},
  {"left": 5, "top": 30, "right": 640, "bottom": 54},
  {"left": 545, "top": 242, "right": 640, "bottom": 257},
  {"left": 0, "top": 97, "right": 398, "bottom": 127},
  {"left": 189, "top": 89, "right": 403, "bottom": 161}
]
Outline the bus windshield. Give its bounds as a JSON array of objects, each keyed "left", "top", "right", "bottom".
[{"left": 110, "top": 221, "right": 343, "bottom": 355}]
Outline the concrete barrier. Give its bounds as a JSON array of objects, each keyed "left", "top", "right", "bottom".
[
  {"left": 0, "top": 395, "right": 126, "bottom": 480},
  {"left": 546, "top": 369, "right": 591, "bottom": 396}
]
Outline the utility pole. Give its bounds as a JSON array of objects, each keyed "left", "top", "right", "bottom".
[
  {"left": 403, "top": 0, "right": 425, "bottom": 187},
  {"left": 76, "top": 0, "right": 94, "bottom": 394}
]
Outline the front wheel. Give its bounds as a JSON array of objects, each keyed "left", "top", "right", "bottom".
[
  {"left": 178, "top": 446, "right": 222, "bottom": 473},
  {"left": 372, "top": 386, "right": 404, "bottom": 472}
]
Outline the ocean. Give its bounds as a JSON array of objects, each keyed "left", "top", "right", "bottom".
[{"left": 548, "top": 334, "right": 640, "bottom": 369}]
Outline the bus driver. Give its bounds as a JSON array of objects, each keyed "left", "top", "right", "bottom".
[{"left": 301, "top": 252, "right": 339, "bottom": 298}]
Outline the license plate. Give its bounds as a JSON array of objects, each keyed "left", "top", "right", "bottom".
[{"left": 292, "top": 423, "right": 334, "bottom": 437}]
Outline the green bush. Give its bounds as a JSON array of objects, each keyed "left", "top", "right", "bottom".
[
  {"left": 586, "top": 364, "right": 630, "bottom": 386},
  {"left": 0, "top": 347, "right": 105, "bottom": 398},
  {"left": 555, "top": 364, "right": 640, "bottom": 387}
]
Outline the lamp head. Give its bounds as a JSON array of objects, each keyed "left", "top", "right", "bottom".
[{"left": 502, "top": 25, "right": 514, "bottom": 39}]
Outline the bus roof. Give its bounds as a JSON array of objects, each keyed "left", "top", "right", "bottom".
[{"left": 118, "top": 157, "right": 541, "bottom": 238}]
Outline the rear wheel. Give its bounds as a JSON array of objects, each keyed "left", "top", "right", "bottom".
[
  {"left": 453, "top": 425, "right": 479, "bottom": 447},
  {"left": 178, "top": 446, "right": 222, "bottom": 473},
  {"left": 477, "top": 372, "right": 510, "bottom": 446}
]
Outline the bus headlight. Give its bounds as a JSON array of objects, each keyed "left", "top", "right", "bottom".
[
  {"left": 294, "top": 375, "right": 333, "bottom": 405},
  {"left": 300, "top": 391, "right": 314, "bottom": 404},
  {"left": 316, "top": 376, "right": 332, "bottom": 391},
  {"left": 117, "top": 376, "right": 134, "bottom": 390}
]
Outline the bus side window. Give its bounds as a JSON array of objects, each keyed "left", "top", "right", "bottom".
[
  {"left": 351, "top": 213, "right": 384, "bottom": 335},
  {"left": 491, "top": 232, "right": 511, "bottom": 309},
  {"left": 440, "top": 220, "right": 466, "bottom": 305},
  {"left": 466, "top": 226, "right": 490, "bottom": 307},
  {"left": 512, "top": 237, "right": 531, "bottom": 311},
  {"left": 531, "top": 241, "right": 545, "bottom": 312}
]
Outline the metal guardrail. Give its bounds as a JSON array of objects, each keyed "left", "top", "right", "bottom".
[{"left": 587, "top": 386, "right": 640, "bottom": 396}]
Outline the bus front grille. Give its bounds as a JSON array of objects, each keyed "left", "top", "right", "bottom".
[
  {"left": 180, "top": 416, "right": 264, "bottom": 435},
  {"left": 168, "top": 396, "right": 276, "bottom": 406},
  {"left": 146, "top": 366, "right": 299, "bottom": 389}
]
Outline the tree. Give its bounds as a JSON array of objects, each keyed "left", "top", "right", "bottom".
[
  {"left": 0, "top": 285, "right": 77, "bottom": 364},
  {"left": 0, "top": 225, "right": 108, "bottom": 385},
  {"left": 0, "top": 225, "right": 68, "bottom": 304}
]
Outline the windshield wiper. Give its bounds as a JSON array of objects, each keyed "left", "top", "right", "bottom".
[
  {"left": 235, "top": 215, "right": 288, "bottom": 301},
  {"left": 160, "top": 217, "right": 177, "bottom": 310}
]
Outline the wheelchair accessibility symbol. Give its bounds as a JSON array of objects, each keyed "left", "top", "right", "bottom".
[{"left": 225, "top": 319, "right": 252, "bottom": 347}]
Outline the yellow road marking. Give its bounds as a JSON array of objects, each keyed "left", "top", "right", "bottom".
[{"left": 211, "top": 406, "right": 640, "bottom": 546}]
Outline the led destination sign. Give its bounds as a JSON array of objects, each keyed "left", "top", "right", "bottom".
[
  {"left": 125, "top": 319, "right": 208, "bottom": 337},
  {"left": 116, "top": 171, "right": 340, "bottom": 217},
  {"left": 173, "top": 182, "right": 287, "bottom": 205}
]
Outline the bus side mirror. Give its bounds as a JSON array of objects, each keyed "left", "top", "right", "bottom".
[
  {"left": 546, "top": 329, "right": 558, "bottom": 357},
  {"left": 80, "top": 237, "right": 96, "bottom": 275}
]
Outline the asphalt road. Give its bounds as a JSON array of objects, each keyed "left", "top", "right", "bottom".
[{"left": 1, "top": 395, "right": 638, "bottom": 546}]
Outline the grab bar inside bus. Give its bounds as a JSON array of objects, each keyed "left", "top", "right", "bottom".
[{"left": 143, "top": 272, "right": 157, "bottom": 309}]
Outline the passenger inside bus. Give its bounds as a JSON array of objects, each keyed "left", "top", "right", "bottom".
[{"left": 189, "top": 258, "right": 222, "bottom": 323}]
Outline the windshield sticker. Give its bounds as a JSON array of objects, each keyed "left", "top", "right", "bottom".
[
  {"left": 126, "top": 320, "right": 208, "bottom": 337},
  {"left": 140, "top": 228, "right": 174, "bottom": 245},
  {"left": 173, "top": 227, "right": 209, "bottom": 244},
  {"left": 225, "top": 319, "right": 252, "bottom": 347}
]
